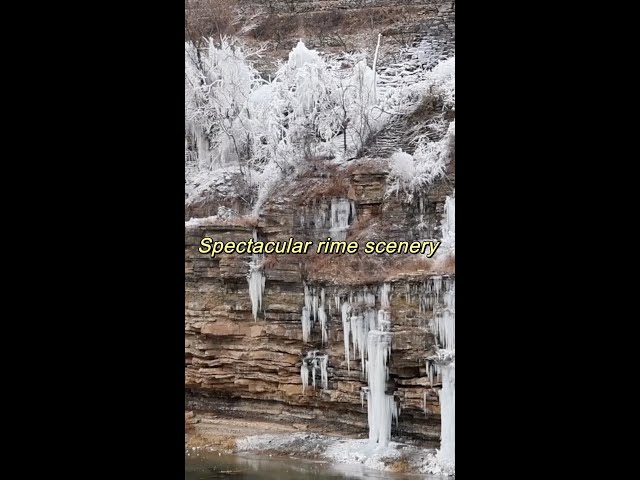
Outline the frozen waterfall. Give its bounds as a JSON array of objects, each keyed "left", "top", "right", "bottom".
[
  {"left": 366, "top": 325, "right": 398, "bottom": 446},
  {"left": 437, "top": 363, "right": 455, "bottom": 466},
  {"left": 425, "top": 276, "right": 455, "bottom": 474}
]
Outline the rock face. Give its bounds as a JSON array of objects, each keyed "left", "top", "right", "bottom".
[
  {"left": 185, "top": 157, "right": 454, "bottom": 445},
  {"left": 185, "top": 0, "right": 455, "bottom": 447}
]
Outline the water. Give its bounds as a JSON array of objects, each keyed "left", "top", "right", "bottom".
[{"left": 185, "top": 452, "right": 440, "bottom": 480}]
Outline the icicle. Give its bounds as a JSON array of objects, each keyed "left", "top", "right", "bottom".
[
  {"left": 302, "top": 282, "right": 317, "bottom": 342},
  {"left": 301, "top": 351, "right": 329, "bottom": 392},
  {"left": 312, "top": 286, "right": 318, "bottom": 321},
  {"left": 433, "top": 282, "right": 455, "bottom": 352},
  {"left": 301, "top": 360, "right": 309, "bottom": 393},
  {"left": 440, "top": 193, "right": 455, "bottom": 254},
  {"left": 342, "top": 302, "right": 351, "bottom": 371},
  {"left": 365, "top": 308, "right": 377, "bottom": 333},
  {"left": 319, "top": 288, "right": 327, "bottom": 345},
  {"left": 380, "top": 283, "right": 391, "bottom": 309},
  {"left": 350, "top": 313, "right": 370, "bottom": 373},
  {"left": 366, "top": 329, "right": 395, "bottom": 446},
  {"left": 432, "top": 276, "right": 442, "bottom": 299},
  {"left": 427, "top": 278, "right": 455, "bottom": 353},
  {"left": 360, "top": 387, "right": 367, "bottom": 408},
  {"left": 377, "top": 309, "right": 390, "bottom": 331},
  {"left": 315, "top": 202, "right": 328, "bottom": 231},
  {"left": 247, "top": 253, "right": 265, "bottom": 321},
  {"left": 329, "top": 198, "right": 353, "bottom": 241},
  {"left": 437, "top": 363, "right": 455, "bottom": 465},
  {"left": 301, "top": 306, "right": 311, "bottom": 343},
  {"left": 312, "top": 357, "right": 317, "bottom": 389},
  {"left": 364, "top": 290, "right": 375, "bottom": 306},
  {"left": 320, "top": 355, "right": 328, "bottom": 390}
]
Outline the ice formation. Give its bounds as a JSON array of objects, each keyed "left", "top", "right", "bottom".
[
  {"left": 380, "top": 283, "right": 390, "bottom": 309},
  {"left": 300, "top": 351, "right": 329, "bottom": 393},
  {"left": 319, "top": 288, "right": 328, "bottom": 344},
  {"left": 366, "top": 325, "right": 398, "bottom": 446},
  {"left": 422, "top": 275, "right": 455, "bottom": 473},
  {"left": 329, "top": 198, "right": 356, "bottom": 241},
  {"left": 430, "top": 191, "right": 455, "bottom": 259},
  {"left": 335, "top": 284, "right": 397, "bottom": 446},
  {"left": 301, "top": 283, "right": 328, "bottom": 344},
  {"left": 437, "top": 363, "right": 455, "bottom": 465},
  {"left": 441, "top": 194, "right": 455, "bottom": 245},
  {"left": 301, "top": 198, "right": 356, "bottom": 241},
  {"left": 247, "top": 253, "right": 265, "bottom": 321},
  {"left": 434, "top": 281, "right": 455, "bottom": 352},
  {"left": 341, "top": 302, "right": 352, "bottom": 371},
  {"left": 336, "top": 285, "right": 387, "bottom": 374},
  {"left": 402, "top": 276, "right": 454, "bottom": 316}
]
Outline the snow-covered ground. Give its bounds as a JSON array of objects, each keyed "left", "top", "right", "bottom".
[{"left": 235, "top": 432, "right": 452, "bottom": 475}]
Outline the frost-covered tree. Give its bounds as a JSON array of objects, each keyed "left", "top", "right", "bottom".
[
  {"left": 186, "top": 38, "right": 392, "bottom": 214},
  {"left": 185, "top": 37, "right": 264, "bottom": 170}
]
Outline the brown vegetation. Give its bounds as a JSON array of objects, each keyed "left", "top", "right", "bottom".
[
  {"left": 387, "top": 457, "right": 413, "bottom": 473},
  {"left": 305, "top": 249, "right": 453, "bottom": 285},
  {"left": 186, "top": 432, "right": 237, "bottom": 451},
  {"left": 185, "top": 0, "right": 240, "bottom": 45}
]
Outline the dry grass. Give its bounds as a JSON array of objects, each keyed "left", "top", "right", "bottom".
[
  {"left": 345, "top": 210, "right": 377, "bottom": 243},
  {"left": 387, "top": 458, "right": 413, "bottom": 473},
  {"left": 185, "top": 0, "right": 241, "bottom": 45},
  {"left": 186, "top": 431, "right": 237, "bottom": 452},
  {"left": 305, "top": 249, "right": 453, "bottom": 285},
  {"left": 303, "top": 166, "right": 353, "bottom": 201}
]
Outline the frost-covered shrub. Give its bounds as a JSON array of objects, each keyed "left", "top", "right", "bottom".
[
  {"left": 185, "top": 38, "right": 264, "bottom": 169},
  {"left": 386, "top": 120, "right": 455, "bottom": 200}
]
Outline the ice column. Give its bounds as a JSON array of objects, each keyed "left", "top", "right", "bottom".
[
  {"left": 426, "top": 276, "right": 455, "bottom": 473},
  {"left": 247, "top": 255, "right": 265, "bottom": 321},
  {"left": 437, "top": 363, "right": 455, "bottom": 465},
  {"left": 366, "top": 322, "right": 397, "bottom": 446}
]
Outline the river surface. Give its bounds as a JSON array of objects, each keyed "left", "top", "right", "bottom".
[{"left": 186, "top": 451, "right": 446, "bottom": 479}]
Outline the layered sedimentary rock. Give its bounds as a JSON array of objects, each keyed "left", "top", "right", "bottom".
[{"left": 185, "top": 158, "right": 454, "bottom": 445}]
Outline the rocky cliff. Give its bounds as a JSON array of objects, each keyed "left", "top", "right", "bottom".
[{"left": 185, "top": 156, "right": 454, "bottom": 445}]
